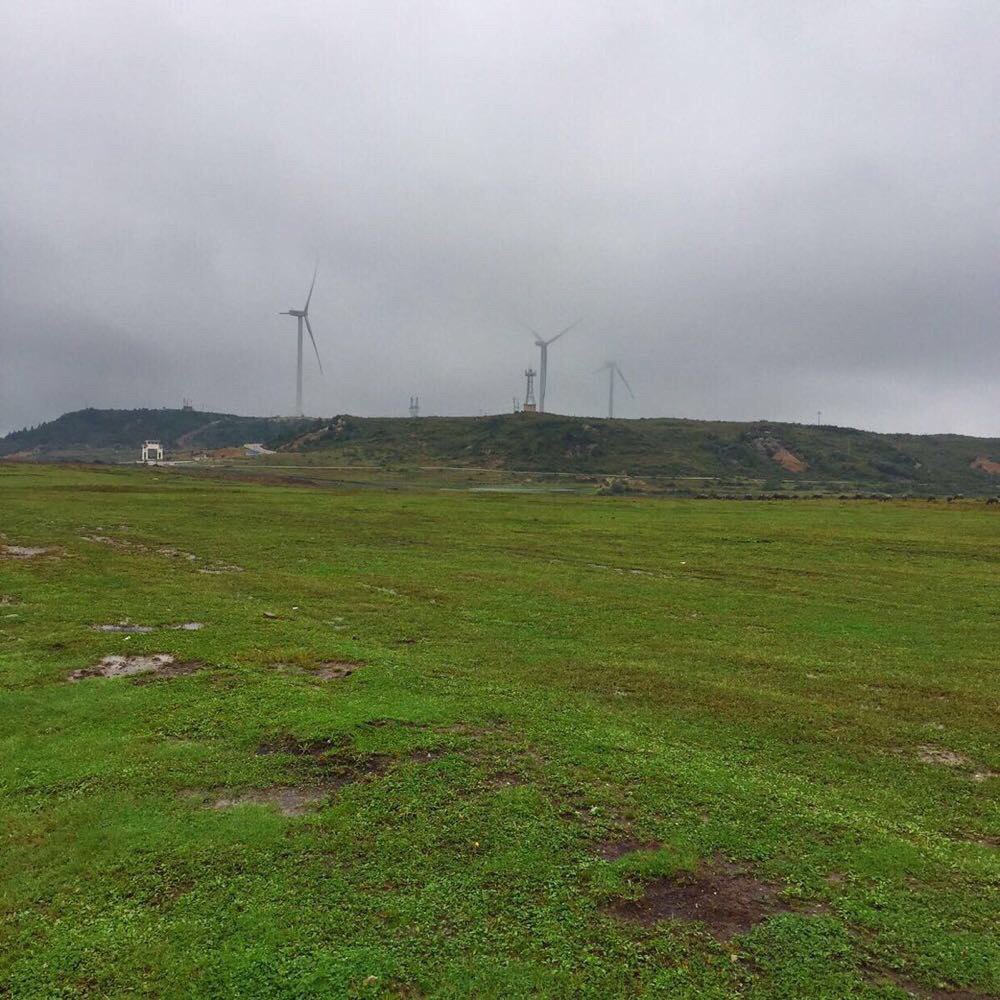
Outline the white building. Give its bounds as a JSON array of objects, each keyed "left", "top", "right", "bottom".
[{"left": 141, "top": 441, "right": 163, "bottom": 464}]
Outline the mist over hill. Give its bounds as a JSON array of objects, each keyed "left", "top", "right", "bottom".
[{"left": 2, "top": 407, "right": 998, "bottom": 495}]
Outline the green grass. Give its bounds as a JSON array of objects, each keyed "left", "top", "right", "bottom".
[{"left": 1, "top": 464, "right": 997, "bottom": 998}]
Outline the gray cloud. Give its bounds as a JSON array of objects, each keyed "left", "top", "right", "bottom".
[{"left": 2, "top": 1, "right": 998, "bottom": 434}]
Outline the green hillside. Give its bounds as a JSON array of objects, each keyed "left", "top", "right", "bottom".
[
  {"left": 272, "top": 413, "right": 1000, "bottom": 494},
  {"left": 0, "top": 408, "right": 315, "bottom": 459},
  {"left": 3, "top": 408, "right": 999, "bottom": 494}
]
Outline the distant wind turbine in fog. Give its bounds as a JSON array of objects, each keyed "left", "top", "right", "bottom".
[
  {"left": 523, "top": 319, "right": 582, "bottom": 413},
  {"left": 279, "top": 265, "right": 323, "bottom": 416},
  {"left": 596, "top": 361, "right": 634, "bottom": 419}
]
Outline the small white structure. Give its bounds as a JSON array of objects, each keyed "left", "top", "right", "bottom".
[{"left": 141, "top": 441, "right": 163, "bottom": 464}]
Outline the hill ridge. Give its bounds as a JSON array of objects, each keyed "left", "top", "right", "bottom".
[{"left": 2, "top": 407, "right": 998, "bottom": 494}]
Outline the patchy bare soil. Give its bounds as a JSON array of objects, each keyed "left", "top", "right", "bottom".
[
  {"left": 484, "top": 770, "right": 526, "bottom": 789},
  {"left": 82, "top": 534, "right": 142, "bottom": 551},
  {"left": 771, "top": 446, "right": 807, "bottom": 473},
  {"left": 157, "top": 546, "right": 197, "bottom": 561},
  {"left": 971, "top": 455, "right": 1000, "bottom": 475},
  {"left": 255, "top": 734, "right": 392, "bottom": 787},
  {"left": 752, "top": 435, "right": 808, "bottom": 473},
  {"left": 197, "top": 562, "right": 243, "bottom": 575},
  {"left": 208, "top": 787, "right": 328, "bottom": 816},
  {"left": 91, "top": 621, "right": 203, "bottom": 634},
  {"left": 604, "top": 859, "right": 791, "bottom": 940},
  {"left": 917, "top": 746, "right": 969, "bottom": 767},
  {"left": 272, "top": 660, "right": 363, "bottom": 681},
  {"left": 1, "top": 544, "right": 58, "bottom": 559},
  {"left": 81, "top": 535, "right": 241, "bottom": 574},
  {"left": 595, "top": 837, "right": 662, "bottom": 861},
  {"left": 69, "top": 654, "right": 207, "bottom": 683},
  {"left": 187, "top": 734, "right": 403, "bottom": 817},
  {"left": 131, "top": 660, "right": 208, "bottom": 684},
  {"left": 69, "top": 654, "right": 176, "bottom": 681}
]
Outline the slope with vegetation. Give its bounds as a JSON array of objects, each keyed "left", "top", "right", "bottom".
[
  {"left": 3, "top": 407, "right": 999, "bottom": 494},
  {"left": 273, "top": 413, "right": 1000, "bottom": 494},
  {"left": 0, "top": 408, "right": 313, "bottom": 460}
]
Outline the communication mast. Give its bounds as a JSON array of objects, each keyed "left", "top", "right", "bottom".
[{"left": 522, "top": 369, "right": 537, "bottom": 412}]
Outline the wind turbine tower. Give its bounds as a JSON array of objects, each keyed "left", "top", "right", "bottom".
[
  {"left": 524, "top": 319, "right": 582, "bottom": 412},
  {"left": 279, "top": 266, "right": 324, "bottom": 416},
  {"left": 596, "top": 361, "right": 635, "bottom": 419},
  {"left": 409, "top": 396, "right": 420, "bottom": 418},
  {"left": 522, "top": 369, "right": 537, "bottom": 412}
]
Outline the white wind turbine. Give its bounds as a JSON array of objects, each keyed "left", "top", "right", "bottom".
[
  {"left": 279, "top": 266, "right": 324, "bottom": 416},
  {"left": 523, "top": 319, "right": 582, "bottom": 413},
  {"left": 596, "top": 360, "right": 634, "bottom": 419}
]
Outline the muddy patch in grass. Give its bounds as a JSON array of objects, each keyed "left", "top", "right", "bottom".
[
  {"left": 69, "top": 654, "right": 207, "bottom": 683},
  {"left": 604, "top": 859, "right": 791, "bottom": 940},
  {"left": 131, "top": 660, "right": 208, "bottom": 684},
  {"left": 208, "top": 786, "right": 327, "bottom": 816},
  {"left": 596, "top": 837, "right": 662, "bottom": 861},
  {"left": 197, "top": 562, "right": 243, "bottom": 575},
  {"left": 256, "top": 734, "right": 392, "bottom": 788},
  {"left": 256, "top": 735, "right": 349, "bottom": 757},
  {"left": 484, "top": 770, "right": 527, "bottom": 789},
  {"left": 917, "top": 745, "right": 969, "bottom": 767},
  {"left": 158, "top": 546, "right": 197, "bottom": 561},
  {"left": 2, "top": 544, "right": 60, "bottom": 559},
  {"left": 69, "top": 653, "right": 176, "bottom": 680},
  {"left": 313, "top": 660, "right": 360, "bottom": 679},
  {"left": 273, "top": 659, "right": 364, "bottom": 681},
  {"left": 91, "top": 621, "right": 203, "bottom": 634}
]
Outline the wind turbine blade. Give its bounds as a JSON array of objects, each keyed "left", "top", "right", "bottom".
[
  {"left": 616, "top": 366, "right": 635, "bottom": 398},
  {"left": 592, "top": 364, "right": 610, "bottom": 374},
  {"left": 518, "top": 321, "right": 544, "bottom": 343},
  {"left": 303, "top": 264, "right": 318, "bottom": 313},
  {"left": 304, "top": 315, "right": 324, "bottom": 374},
  {"left": 545, "top": 318, "right": 583, "bottom": 345}
]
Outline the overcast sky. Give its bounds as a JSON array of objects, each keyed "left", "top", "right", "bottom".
[{"left": 2, "top": 1, "right": 998, "bottom": 436}]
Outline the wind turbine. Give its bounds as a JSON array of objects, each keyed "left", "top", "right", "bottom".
[
  {"left": 279, "top": 265, "right": 324, "bottom": 416},
  {"left": 596, "top": 361, "right": 634, "bottom": 419},
  {"left": 523, "top": 319, "right": 582, "bottom": 413}
]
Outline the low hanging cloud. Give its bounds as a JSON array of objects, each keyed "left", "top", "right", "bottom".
[{"left": 2, "top": 1, "right": 998, "bottom": 435}]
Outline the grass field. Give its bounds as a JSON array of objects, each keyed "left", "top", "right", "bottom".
[{"left": 1, "top": 464, "right": 997, "bottom": 998}]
